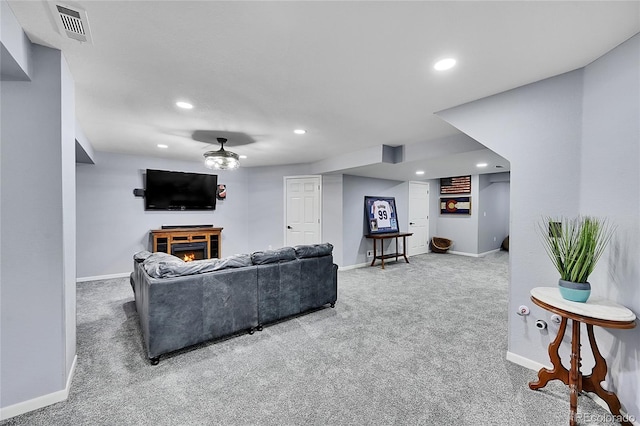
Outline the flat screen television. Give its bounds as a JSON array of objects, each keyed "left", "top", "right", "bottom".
[{"left": 144, "top": 169, "right": 217, "bottom": 211}]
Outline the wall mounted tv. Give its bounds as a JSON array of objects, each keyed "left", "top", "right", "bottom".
[{"left": 144, "top": 169, "right": 217, "bottom": 211}]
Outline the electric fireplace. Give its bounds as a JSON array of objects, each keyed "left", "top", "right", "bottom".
[{"left": 171, "top": 242, "right": 207, "bottom": 262}]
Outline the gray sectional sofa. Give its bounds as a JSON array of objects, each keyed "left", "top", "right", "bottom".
[{"left": 131, "top": 243, "right": 337, "bottom": 364}]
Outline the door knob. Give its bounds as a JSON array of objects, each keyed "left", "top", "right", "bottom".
[
  {"left": 287, "top": 226, "right": 292, "bottom": 229},
  {"left": 409, "top": 222, "right": 415, "bottom": 225}
]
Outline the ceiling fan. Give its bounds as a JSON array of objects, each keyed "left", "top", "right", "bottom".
[{"left": 203, "top": 138, "right": 240, "bottom": 170}]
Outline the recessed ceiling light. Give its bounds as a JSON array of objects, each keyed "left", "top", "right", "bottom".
[
  {"left": 476, "top": 163, "right": 488, "bottom": 168},
  {"left": 157, "top": 144, "right": 168, "bottom": 149},
  {"left": 416, "top": 170, "right": 425, "bottom": 175},
  {"left": 176, "top": 101, "right": 193, "bottom": 109},
  {"left": 434, "top": 58, "right": 456, "bottom": 71},
  {"left": 293, "top": 129, "right": 306, "bottom": 135},
  {"left": 239, "top": 155, "right": 247, "bottom": 159}
]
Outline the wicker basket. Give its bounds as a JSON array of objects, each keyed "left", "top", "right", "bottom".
[{"left": 431, "top": 237, "right": 453, "bottom": 254}]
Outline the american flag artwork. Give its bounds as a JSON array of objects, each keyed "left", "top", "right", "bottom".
[{"left": 440, "top": 175, "right": 471, "bottom": 194}]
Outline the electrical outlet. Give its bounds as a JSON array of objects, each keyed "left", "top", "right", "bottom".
[{"left": 367, "top": 250, "right": 373, "bottom": 258}]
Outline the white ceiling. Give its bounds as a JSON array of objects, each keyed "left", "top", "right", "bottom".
[{"left": 7, "top": 1, "right": 640, "bottom": 180}]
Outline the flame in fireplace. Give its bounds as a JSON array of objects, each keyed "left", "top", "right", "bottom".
[{"left": 183, "top": 253, "right": 196, "bottom": 262}]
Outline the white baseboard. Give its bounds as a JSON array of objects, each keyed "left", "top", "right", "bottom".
[
  {"left": 447, "top": 249, "right": 502, "bottom": 258},
  {"left": 338, "top": 262, "right": 370, "bottom": 271},
  {"left": 341, "top": 252, "right": 475, "bottom": 270},
  {"left": 448, "top": 250, "right": 480, "bottom": 257},
  {"left": 506, "top": 351, "right": 639, "bottom": 425},
  {"left": 0, "top": 355, "right": 77, "bottom": 421},
  {"left": 479, "top": 248, "right": 501, "bottom": 257},
  {"left": 76, "top": 272, "right": 130, "bottom": 283},
  {"left": 506, "top": 350, "right": 549, "bottom": 371}
]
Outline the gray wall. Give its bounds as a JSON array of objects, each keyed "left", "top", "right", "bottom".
[
  {"left": 579, "top": 33, "right": 640, "bottom": 412},
  {"left": 431, "top": 174, "right": 509, "bottom": 256},
  {"left": 322, "top": 174, "right": 344, "bottom": 266},
  {"left": 78, "top": 158, "right": 441, "bottom": 277},
  {"left": 1, "top": 45, "right": 76, "bottom": 408},
  {"left": 477, "top": 175, "right": 510, "bottom": 253},
  {"left": 244, "top": 165, "right": 310, "bottom": 253},
  {"left": 76, "top": 152, "right": 252, "bottom": 278},
  {"left": 342, "top": 175, "right": 408, "bottom": 266},
  {"left": 427, "top": 179, "right": 440, "bottom": 244},
  {"left": 78, "top": 166, "right": 438, "bottom": 276},
  {"left": 61, "top": 53, "right": 77, "bottom": 378},
  {"left": 75, "top": 153, "right": 314, "bottom": 278},
  {"left": 78, "top": 164, "right": 424, "bottom": 274},
  {"left": 437, "top": 34, "right": 639, "bottom": 417},
  {"left": 435, "top": 175, "right": 481, "bottom": 255}
]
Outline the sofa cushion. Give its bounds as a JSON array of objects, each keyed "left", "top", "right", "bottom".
[
  {"left": 146, "top": 253, "right": 253, "bottom": 278},
  {"left": 294, "top": 243, "right": 333, "bottom": 259},
  {"left": 142, "top": 252, "right": 184, "bottom": 277},
  {"left": 143, "top": 251, "right": 181, "bottom": 263},
  {"left": 251, "top": 247, "right": 296, "bottom": 265},
  {"left": 212, "top": 253, "right": 253, "bottom": 270}
]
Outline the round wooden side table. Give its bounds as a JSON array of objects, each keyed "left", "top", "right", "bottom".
[{"left": 528, "top": 287, "right": 636, "bottom": 426}]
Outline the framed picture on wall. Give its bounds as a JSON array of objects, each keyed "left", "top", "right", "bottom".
[
  {"left": 440, "top": 175, "right": 471, "bottom": 194},
  {"left": 440, "top": 197, "right": 471, "bottom": 215},
  {"left": 364, "top": 196, "right": 399, "bottom": 234}
]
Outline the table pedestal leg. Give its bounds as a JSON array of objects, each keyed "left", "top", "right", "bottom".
[
  {"left": 370, "top": 240, "right": 377, "bottom": 267},
  {"left": 402, "top": 236, "right": 410, "bottom": 263},
  {"left": 395, "top": 237, "right": 399, "bottom": 262},
  {"left": 569, "top": 320, "right": 582, "bottom": 426},
  {"left": 529, "top": 316, "right": 569, "bottom": 389},
  {"left": 582, "top": 324, "right": 632, "bottom": 426}
]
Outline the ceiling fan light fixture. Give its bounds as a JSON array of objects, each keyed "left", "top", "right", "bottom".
[{"left": 204, "top": 138, "right": 240, "bottom": 170}]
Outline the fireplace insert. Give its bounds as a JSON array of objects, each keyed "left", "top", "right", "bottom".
[{"left": 171, "top": 242, "right": 207, "bottom": 262}]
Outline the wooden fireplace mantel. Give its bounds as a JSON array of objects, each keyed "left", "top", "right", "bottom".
[{"left": 151, "top": 227, "right": 223, "bottom": 259}]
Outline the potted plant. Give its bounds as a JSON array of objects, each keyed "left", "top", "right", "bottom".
[{"left": 538, "top": 216, "right": 615, "bottom": 302}]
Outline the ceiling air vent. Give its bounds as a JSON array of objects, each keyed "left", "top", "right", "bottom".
[{"left": 50, "top": 3, "right": 93, "bottom": 44}]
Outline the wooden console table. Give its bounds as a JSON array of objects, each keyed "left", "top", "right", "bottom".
[
  {"left": 528, "top": 287, "right": 636, "bottom": 426},
  {"left": 151, "top": 227, "right": 223, "bottom": 259},
  {"left": 365, "top": 232, "right": 413, "bottom": 269}
]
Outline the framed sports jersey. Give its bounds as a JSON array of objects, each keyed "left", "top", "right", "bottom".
[{"left": 364, "top": 196, "right": 399, "bottom": 234}]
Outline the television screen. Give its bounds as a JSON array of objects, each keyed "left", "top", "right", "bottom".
[{"left": 144, "top": 169, "right": 217, "bottom": 210}]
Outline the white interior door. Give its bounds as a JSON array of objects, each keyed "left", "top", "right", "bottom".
[
  {"left": 408, "top": 181, "right": 429, "bottom": 256},
  {"left": 285, "top": 176, "right": 321, "bottom": 246}
]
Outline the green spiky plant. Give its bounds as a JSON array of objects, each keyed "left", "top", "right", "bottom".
[{"left": 538, "top": 216, "right": 615, "bottom": 283}]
